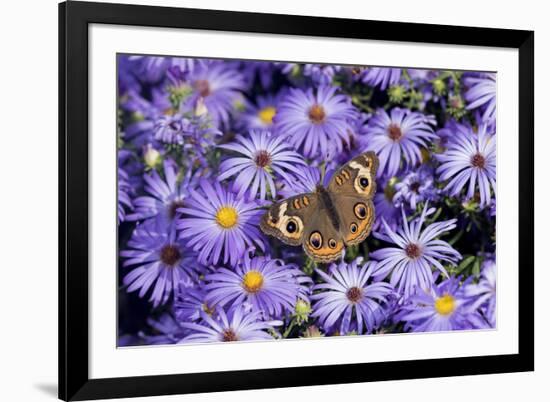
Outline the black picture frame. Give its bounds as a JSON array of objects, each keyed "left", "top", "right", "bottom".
[{"left": 59, "top": 1, "right": 534, "bottom": 400}]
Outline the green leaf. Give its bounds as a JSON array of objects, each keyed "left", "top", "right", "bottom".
[
  {"left": 456, "top": 255, "right": 475, "bottom": 273},
  {"left": 472, "top": 258, "right": 481, "bottom": 278},
  {"left": 448, "top": 229, "right": 464, "bottom": 246}
]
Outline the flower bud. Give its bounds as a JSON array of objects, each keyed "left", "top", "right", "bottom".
[
  {"left": 388, "top": 85, "right": 406, "bottom": 103},
  {"left": 294, "top": 299, "right": 311, "bottom": 324},
  {"left": 143, "top": 144, "right": 162, "bottom": 169},
  {"left": 194, "top": 97, "right": 208, "bottom": 117},
  {"left": 432, "top": 78, "right": 446, "bottom": 95}
]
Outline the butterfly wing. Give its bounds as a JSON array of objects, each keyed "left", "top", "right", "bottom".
[
  {"left": 327, "top": 151, "right": 378, "bottom": 246},
  {"left": 260, "top": 192, "right": 344, "bottom": 263},
  {"left": 301, "top": 200, "right": 345, "bottom": 263},
  {"left": 327, "top": 151, "right": 378, "bottom": 198},
  {"left": 335, "top": 196, "right": 375, "bottom": 246},
  {"left": 260, "top": 193, "right": 319, "bottom": 246}
]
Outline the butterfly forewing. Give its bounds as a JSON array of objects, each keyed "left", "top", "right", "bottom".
[
  {"left": 260, "top": 193, "right": 319, "bottom": 246},
  {"left": 327, "top": 151, "right": 378, "bottom": 199}
]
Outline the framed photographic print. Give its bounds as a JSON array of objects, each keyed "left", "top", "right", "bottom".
[{"left": 59, "top": 1, "right": 534, "bottom": 400}]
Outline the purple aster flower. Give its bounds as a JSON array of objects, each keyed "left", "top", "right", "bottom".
[
  {"left": 205, "top": 251, "right": 311, "bottom": 318},
  {"left": 177, "top": 180, "right": 265, "bottom": 266},
  {"left": 278, "top": 62, "right": 300, "bottom": 76},
  {"left": 371, "top": 204, "right": 461, "bottom": 297},
  {"left": 464, "top": 259, "right": 496, "bottom": 327},
  {"left": 474, "top": 108, "right": 497, "bottom": 137},
  {"left": 153, "top": 113, "right": 190, "bottom": 145},
  {"left": 153, "top": 113, "right": 222, "bottom": 156},
  {"left": 393, "top": 165, "right": 439, "bottom": 210},
  {"left": 127, "top": 55, "right": 170, "bottom": 83},
  {"left": 277, "top": 162, "right": 338, "bottom": 199},
  {"left": 403, "top": 69, "right": 444, "bottom": 108},
  {"left": 406, "top": 68, "right": 434, "bottom": 83},
  {"left": 236, "top": 61, "right": 278, "bottom": 90},
  {"left": 187, "top": 114, "right": 224, "bottom": 148},
  {"left": 434, "top": 119, "right": 471, "bottom": 152},
  {"left": 118, "top": 148, "right": 144, "bottom": 194},
  {"left": 117, "top": 55, "right": 141, "bottom": 95},
  {"left": 126, "top": 56, "right": 203, "bottom": 84},
  {"left": 373, "top": 177, "right": 400, "bottom": 231},
  {"left": 464, "top": 73, "right": 496, "bottom": 123},
  {"left": 179, "top": 306, "right": 277, "bottom": 343},
  {"left": 414, "top": 74, "right": 448, "bottom": 111},
  {"left": 175, "top": 115, "right": 222, "bottom": 168},
  {"left": 311, "top": 259, "right": 394, "bottom": 335},
  {"left": 435, "top": 124, "right": 456, "bottom": 152},
  {"left": 273, "top": 86, "right": 358, "bottom": 159},
  {"left": 278, "top": 165, "right": 321, "bottom": 198},
  {"left": 121, "top": 222, "right": 197, "bottom": 307},
  {"left": 344, "top": 111, "right": 372, "bottom": 155},
  {"left": 118, "top": 333, "right": 140, "bottom": 347},
  {"left": 363, "top": 108, "right": 436, "bottom": 177},
  {"left": 118, "top": 167, "right": 133, "bottom": 224},
  {"left": 127, "top": 160, "right": 202, "bottom": 227},
  {"left": 398, "top": 277, "right": 486, "bottom": 332},
  {"left": 240, "top": 93, "right": 284, "bottom": 130},
  {"left": 436, "top": 123, "right": 496, "bottom": 206},
  {"left": 187, "top": 61, "right": 245, "bottom": 126},
  {"left": 120, "top": 90, "right": 166, "bottom": 147},
  {"left": 217, "top": 130, "right": 306, "bottom": 199},
  {"left": 139, "top": 313, "right": 188, "bottom": 345},
  {"left": 174, "top": 286, "right": 215, "bottom": 323},
  {"left": 303, "top": 64, "right": 341, "bottom": 85},
  {"left": 360, "top": 67, "right": 402, "bottom": 90},
  {"left": 169, "top": 56, "right": 204, "bottom": 75}
]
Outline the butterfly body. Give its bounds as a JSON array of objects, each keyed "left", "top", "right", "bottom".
[{"left": 260, "top": 151, "right": 379, "bottom": 263}]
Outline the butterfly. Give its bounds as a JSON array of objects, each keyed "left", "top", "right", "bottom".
[{"left": 260, "top": 151, "right": 379, "bottom": 263}]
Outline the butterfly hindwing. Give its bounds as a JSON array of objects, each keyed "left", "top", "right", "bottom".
[
  {"left": 301, "top": 198, "right": 345, "bottom": 263},
  {"left": 335, "top": 196, "right": 375, "bottom": 246}
]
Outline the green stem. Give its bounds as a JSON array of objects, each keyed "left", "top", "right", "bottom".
[
  {"left": 283, "top": 319, "right": 297, "bottom": 338},
  {"left": 352, "top": 98, "right": 374, "bottom": 113},
  {"left": 402, "top": 69, "right": 413, "bottom": 86},
  {"left": 449, "top": 71, "right": 461, "bottom": 93}
]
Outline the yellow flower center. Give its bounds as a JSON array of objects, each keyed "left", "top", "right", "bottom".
[
  {"left": 434, "top": 294, "right": 456, "bottom": 316},
  {"left": 258, "top": 106, "right": 276, "bottom": 125},
  {"left": 242, "top": 270, "right": 264, "bottom": 293},
  {"left": 215, "top": 206, "right": 239, "bottom": 229}
]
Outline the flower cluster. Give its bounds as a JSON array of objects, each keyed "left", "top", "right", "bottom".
[{"left": 117, "top": 56, "right": 497, "bottom": 345}]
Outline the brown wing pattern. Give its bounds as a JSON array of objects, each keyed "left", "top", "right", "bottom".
[
  {"left": 260, "top": 193, "right": 318, "bottom": 246},
  {"left": 260, "top": 151, "right": 378, "bottom": 263},
  {"left": 327, "top": 151, "right": 378, "bottom": 199}
]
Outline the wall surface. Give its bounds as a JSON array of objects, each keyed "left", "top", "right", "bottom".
[{"left": 0, "top": 0, "right": 546, "bottom": 401}]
